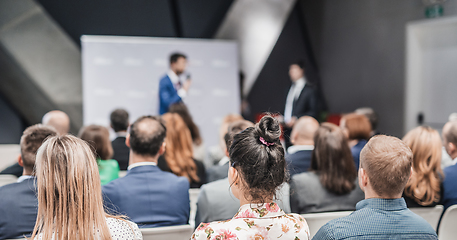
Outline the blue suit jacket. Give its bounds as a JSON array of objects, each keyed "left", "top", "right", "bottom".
[
  {"left": 102, "top": 165, "right": 190, "bottom": 228},
  {"left": 351, "top": 139, "right": 367, "bottom": 171},
  {"left": 441, "top": 164, "right": 457, "bottom": 210},
  {"left": 159, "top": 75, "right": 181, "bottom": 114},
  {"left": 286, "top": 150, "right": 313, "bottom": 177},
  {"left": 0, "top": 177, "right": 38, "bottom": 239}
]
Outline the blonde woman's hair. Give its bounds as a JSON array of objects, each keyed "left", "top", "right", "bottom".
[
  {"left": 403, "top": 126, "right": 443, "bottom": 206},
  {"left": 31, "top": 135, "right": 114, "bottom": 240}
]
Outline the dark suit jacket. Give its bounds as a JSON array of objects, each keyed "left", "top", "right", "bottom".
[
  {"left": 0, "top": 177, "right": 37, "bottom": 239},
  {"left": 111, "top": 136, "right": 129, "bottom": 170},
  {"left": 102, "top": 165, "right": 190, "bottom": 228},
  {"left": 157, "top": 156, "right": 206, "bottom": 188},
  {"left": 159, "top": 75, "right": 181, "bottom": 114},
  {"left": 291, "top": 83, "right": 318, "bottom": 119},
  {"left": 286, "top": 149, "right": 313, "bottom": 177},
  {"left": 0, "top": 163, "right": 23, "bottom": 177}
]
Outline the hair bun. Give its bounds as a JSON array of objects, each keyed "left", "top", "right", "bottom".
[{"left": 255, "top": 115, "right": 281, "bottom": 143}]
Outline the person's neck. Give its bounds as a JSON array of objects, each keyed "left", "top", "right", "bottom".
[
  {"left": 239, "top": 194, "right": 273, "bottom": 207},
  {"left": 129, "top": 151, "right": 159, "bottom": 166},
  {"left": 364, "top": 187, "right": 401, "bottom": 200},
  {"left": 293, "top": 139, "right": 313, "bottom": 146},
  {"left": 348, "top": 139, "right": 359, "bottom": 148},
  {"left": 451, "top": 152, "right": 457, "bottom": 160},
  {"left": 22, "top": 169, "right": 33, "bottom": 177}
]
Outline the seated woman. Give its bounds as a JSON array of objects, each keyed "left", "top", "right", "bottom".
[
  {"left": 290, "top": 123, "right": 364, "bottom": 214},
  {"left": 340, "top": 113, "right": 372, "bottom": 170},
  {"left": 158, "top": 113, "right": 206, "bottom": 188},
  {"left": 191, "top": 115, "right": 310, "bottom": 240},
  {"left": 402, "top": 126, "right": 443, "bottom": 207},
  {"left": 79, "top": 125, "right": 120, "bottom": 185},
  {"left": 31, "top": 135, "right": 142, "bottom": 240}
]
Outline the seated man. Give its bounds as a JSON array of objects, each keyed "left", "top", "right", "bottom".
[
  {"left": 103, "top": 116, "right": 190, "bottom": 228},
  {"left": 286, "top": 116, "right": 319, "bottom": 176},
  {"left": 110, "top": 108, "right": 130, "bottom": 170},
  {"left": 0, "top": 124, "right": 57, "bottom": 239},
  {"left": 313, "top": 135, "right": 438, "bottom": 240},
  {"left": 441, "top": 120, "right": 457, "bottom": 209},
  {"left": 195, "top": 120, "right": 291, "bottom": 227}
]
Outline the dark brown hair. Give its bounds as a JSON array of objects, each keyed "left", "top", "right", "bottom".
[
  {"left": 341, "top": 113, "right": 371, "bottom": 140},
  {"left": 169, "top": 103, "right": 202, "bottom": 145},
  {"left": 360, "top": 135, "right": 413, "bottom": 198},
  {"left": 310, "top": 123, "right": 357, "bottom": 195},
  {"left": 110, "top": 109, "right": 129, "bottom": 132},
  {"left": 129, "top": 116, "right": 166, "bottom": 157},
  {"left": 78, "top": 125, "right": 113, "bottom": 160},
  {"left": 224, "top": 120, "right": 254, "bottom": 152},
  {"left": 229, "top": 115, "right": 287, "bottom": 203},
  {"left": 20, "top": 124, "right": 57, "bottom": 171}
]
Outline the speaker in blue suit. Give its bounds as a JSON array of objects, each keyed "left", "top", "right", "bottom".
[
  {"left": 159, "top": 53, "right": 191, "bottom": 115},
  {"left": 102, "top": 115, "right": 190, "bottom": 228}
]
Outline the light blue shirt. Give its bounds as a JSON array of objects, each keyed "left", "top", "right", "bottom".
[{"left": 312, "top": 198, "right": 438, "bottom": 240}]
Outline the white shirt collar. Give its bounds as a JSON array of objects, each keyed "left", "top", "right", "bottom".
[
  {"left": 294, "top": 77, "right": 306, "bottom": 90},
  {"left": 167, "top": 70, "right": 180, "bottom": 85},
  {"left": 287, "top": 145, "right": 314, "bottom": 154},
  {"left": 127, "top": 162, "right": 157, "bottom": 171},
  {"left": 451, "top": 157, "right": 457, "bottom": 165},
  {"left": 17, "top": 175, "right": 34, "bottom": 183},
  {"left": 116, "top": 132, "right": 128, "bottom": 137}
]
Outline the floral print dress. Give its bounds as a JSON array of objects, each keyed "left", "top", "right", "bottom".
[{"left": 191, "top": 202, "right": 310, "bottom": 240}]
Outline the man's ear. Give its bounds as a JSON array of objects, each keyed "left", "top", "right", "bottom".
[
  {"left": 225, "top": 148, "right": 229, "bottom": 158},
  {"left": 17, "top": 154, "right": 24, "bottom": 167},
  {"left": 125, "top": 134, "right": 131, "bottom": 148},
  {"left": 228, "top": 166, "right": 238, "bottom": 185},
  {"left": 158, "top": 142, "right": 166, "bottom": 155},
  {"left": 359, "top": 168, "right": 368, "bottom": 190},
  {"left": 449, "top": 142, "right": 456, "bottom": 154}
]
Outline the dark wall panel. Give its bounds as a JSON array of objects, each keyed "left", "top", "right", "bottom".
[{"left": 0, "top": 94, "right": 25, "bottom": 144}]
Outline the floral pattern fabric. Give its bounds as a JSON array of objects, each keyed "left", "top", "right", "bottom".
[{"left": 191, "top": 203, "right": 310, "bottom": 240}]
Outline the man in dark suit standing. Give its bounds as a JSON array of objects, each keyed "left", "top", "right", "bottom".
[
  {"left": 103, "top": 116, "right": 190, "bottom": 228},
  {"left": 159, "top": 53, "right": 191, "bottom": 115},
  {"left": 286, "top": 116, "right": 319, "bottom": 176},
  {"left": 110, "top": 109, "right": 130, "bottom": 170},
  {"left": 0, "top": 124, "right": 57, "bottom": 239}
]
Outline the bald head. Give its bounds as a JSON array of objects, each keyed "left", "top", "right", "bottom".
[
  {"left": 42, "top": 110, "right": 70, "bottom": 135},
  {"left": 129, "top": 116, "right": 166, "bottom": 157},
  {"left": 443, "top": 120, "right": 457, "bottom": 159},
  {"left": 291, "top": 116, "right": 319, "bottom": 145}
]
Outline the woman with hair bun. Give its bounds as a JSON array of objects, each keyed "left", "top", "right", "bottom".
[{"left": 191, "top": 115, "right": 310, "bottom": 240}]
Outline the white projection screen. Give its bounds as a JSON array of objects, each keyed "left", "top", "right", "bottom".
[{"left": 81, "top": 36, "right": 240, "bottom": 159}]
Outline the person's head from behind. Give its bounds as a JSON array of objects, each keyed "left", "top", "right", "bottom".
[
  {"left": 162, "top": 113, "right": 199, "bottom": 183},
  {"left": 32, "top": 135, "right": 112, "bottom": 240},
  {"left": 170, "top": 52, "right": 187, "bottom": 75},
  {"left": 311, "top": 123, "right": 357, "bottom": 195},
  {"left": 78, "top": 125, "right": 113, "bottom": 161},
  {"left": 169, "top": 102, "right": 202, "bottom": 146},
  {"left": 355, "top": 107, "right": 378, "bottom": 134},
  {"left": 41, "top": 110, "right": 70, "bottom": 136},
  {"left": 340, "top": 113, "right": 371, "bottom": 141},
  {"left": 290, "top": 116, "right": 319, "bottom": 146},
  {"left": 110, "top": 108, "right": 129, "bottom": 133},
  {"left": 219, "top": 114, "right": 244, "bottom": 151},
  {"left": 228, "top": 115, "right": 287, "bottom": 203},
  {"left": 402, "top": 126, "right": 442, "bottom": 205},
  {"left": 289, "top": 60, "right": 305, "bottom": 82},
  {"left": 359, "top": 135, "right": 413, "bottom": 199},
  {"left": 127, "top": 116, "right": 166, "bottom": 160},
  {"left": 224, "top": 120, "right": 255, "bottom": 156},
  {"left": 19, "top": 124, "right": 57, "bottom": 175},
  {"left": 442, "top": 120, "right": 457, "bottom": 159}
]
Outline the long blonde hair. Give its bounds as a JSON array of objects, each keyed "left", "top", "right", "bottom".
[
  {"left": 403, "top": 126, "right": 443, "bottom": 206},
  {"left": 162, "top": 113, "right": 199, "bottom": 183},
  {"left": 31, "top": 135, "right": 113, "bottom": 240}
]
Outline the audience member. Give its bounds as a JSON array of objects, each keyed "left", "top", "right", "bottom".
[
  {"left": 402, "top": 126, "right": 443, "bottom": 207},
  {"left": 0, "top": 110, "right": 70, "bottom": 177},
  {"left": 79, "top": 125, "right": 120, "bottom": 185},
  {"left": 440, "top": 120, "right": 457, "bottom": 210},
  {"left": 355, "top": 107, "right": 378, "bottom": 136},
  {"left": 31, "top": 135, "right": 141, "bottom": 240},
  {"left": 0, "top": 125, "right": 57, "bottom": 239},
  {"left": 110, "top": 108, "right": 130, "bottom": 170},
  {"left": 192, "top": 116, "right": 310, "bottom": 240},
  {"left": 103, "top": 116, "right": 189, "bottom": 227},
  {"left": 313, "top": 135, "right": 438, "bottom": 239},
  {"left": 340, "top": 113, "right": 371, "bottom": 170},
  {"left": 441, "top": 113, "right": 457, "bottom": 168},
  {"left": 206, "top": 120, "right": 254, "bottom": 183},
  {"left": 286, "top": 116, "right": 319, "bottom": 176},
  {"left": 169, "top": 103, "right": 205, "bottom": 162},
  {"left": 207, "top": 114, "right": 244, "bottom": 167},
  {"left": 158, "top": 113, "right": 206, "bottom": 188},
  {"left": 290, "top": 123, "right": 363, "bottom": 214}
]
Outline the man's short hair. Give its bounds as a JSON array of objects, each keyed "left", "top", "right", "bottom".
[
  {"left": 170, "top": 53, "right": 187, "bottom": 65},
  {"left": 20, "top": 124, "right": 58, "bottom": 171},
  {"left": 291, "top": 60, "right": 305, "bottom": 70},
  {"left": 129, "top": 116, "right": 166, "bottom": 157},
  {"left": 110, "top": 109, "right": 129, "bottom": 132},
  {"left": 443, "top": 120, "right": 457, "bottom": 146},
  {"left": 224, "top": 120, "right": 254, "bottom": 152},
  {"left": 360, "top": 135, "right": 412, "bottom": 197}
]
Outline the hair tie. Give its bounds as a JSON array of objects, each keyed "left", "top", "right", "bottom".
[{"left": 259, "top": 137, "right": 275, "bottom": 146}]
